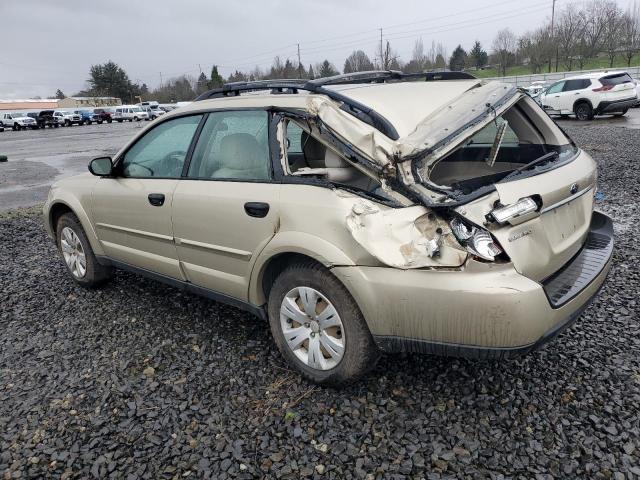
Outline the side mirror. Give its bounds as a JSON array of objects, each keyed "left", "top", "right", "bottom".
[{"left": 88, "top": 156, "right": 113, "bottom": 176}]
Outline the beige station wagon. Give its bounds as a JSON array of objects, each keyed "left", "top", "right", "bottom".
[{"left": 44, "top": 71, "right": 613, "bottom": 385}]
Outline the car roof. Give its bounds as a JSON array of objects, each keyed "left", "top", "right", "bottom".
[
  {"left": 177, "top": 79, "right": 483, "bottom": 138},
  {"left": 561, "top": 70, "right": 629, "bottom": 81}
]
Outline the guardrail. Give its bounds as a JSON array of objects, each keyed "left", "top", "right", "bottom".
[{"left": 484, "top": 66, "right": 640, "bottom": 87}]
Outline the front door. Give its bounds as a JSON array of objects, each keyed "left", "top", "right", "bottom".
[
  {"left": 542, "top": 81, "right": 566, "bottom": 113},
  {"left": 172, "top": 110, "right": 280, "bottom": 300},
  {"left": 91, "top": 114, "right": 204, "bottom": 279}
]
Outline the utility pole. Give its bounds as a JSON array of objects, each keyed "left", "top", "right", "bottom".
[
  {"left": 159, "top": 72, "right": 163, "bottom": 89},
  {"left": 550, "top": 0, "right": 557, "bottom": 73},
  {"left": 379, "top": 28, "right": 384, "bottom": 69},
  {"left": 198, "top": 64, "right": 202, "bottom": 75},
  {"left": 297, "top": 43, "right": 302, "bottom": 78}
]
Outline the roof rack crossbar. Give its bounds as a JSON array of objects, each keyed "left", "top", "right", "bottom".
[{"left": 194, "top": 70, "right": 477, "bottom": 140}]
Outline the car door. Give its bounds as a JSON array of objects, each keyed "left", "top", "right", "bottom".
[
  {"left": 172, "top": 109, "right": 280, "bottom": 301},
  {"left": 91, "top": 113, "right": 204, "bottom": 279},
  {"left": 541, "top": 81, "right": 566, "bottom": 113},
  {"left": 558, "top": 79, "right": 589, "bottom": 112}
]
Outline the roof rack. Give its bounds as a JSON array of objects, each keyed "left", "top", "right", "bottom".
[{"left": 194, "top": 70, "right": 477, "bottom": 140}]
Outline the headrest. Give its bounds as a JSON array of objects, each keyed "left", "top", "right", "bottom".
[{"left": 220, "top": 133, "right": 262, "bottom": 168}]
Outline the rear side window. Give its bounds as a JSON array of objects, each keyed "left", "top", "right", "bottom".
[
  {"left": 187, "top": 110, "right": 271, "bottom": 180},
  {"left": 563, "top": 79, "right": 590, "bottom": 91},
  {"left": 121, "top": 115, "right": 203, "bottom": 178},
  {"left": 600, "top": 73, "right": 633, "bottom": 86}
]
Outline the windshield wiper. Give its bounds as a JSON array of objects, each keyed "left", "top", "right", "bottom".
[{"left": 500, "top": 151, "right": 558, "bottom": 183}]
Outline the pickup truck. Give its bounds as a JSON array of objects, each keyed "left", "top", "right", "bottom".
[
  {"left": 1, "top": 112, "right": 38, "bottom": 130},
  {"left": 53, "top": 111, "right": 83, "bottom": 126},
  {"left": 29, "top": 110, "right": 59, "bottom": 128},
  {"left": 73, "top": 109, "right": 102, "bottom": 125},
  {"left": 92, "top": 108, "right": 113, "bottom": 123}
]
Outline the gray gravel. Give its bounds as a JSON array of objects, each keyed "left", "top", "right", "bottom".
[{"left": 1, "top": 122, "right": 639, "bottom": 479}]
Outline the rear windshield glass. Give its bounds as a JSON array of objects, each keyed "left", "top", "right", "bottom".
[
  {"left": 600, "top": 73, "right": 633, "bottom": 85},
  {"left": 425, "top": 98, "right": 577, "bottom": 194}
]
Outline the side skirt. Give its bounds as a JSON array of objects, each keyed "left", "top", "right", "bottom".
[{"left": 96, "top": 255, "right": 267, "bottom": 320}]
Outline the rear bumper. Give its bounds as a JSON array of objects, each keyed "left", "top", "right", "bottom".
[
  {"left": 596, "top": 97, "right": 637, "bottom": 114},
  {"left": 332, "top": 211, "right": 613, "bottom": 359}
]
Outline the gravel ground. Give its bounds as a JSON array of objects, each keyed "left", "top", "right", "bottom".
[{"left": 1, "top": 123, "right": 639, "bottom": 479}]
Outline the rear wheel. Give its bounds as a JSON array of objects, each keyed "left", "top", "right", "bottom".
[
  {"left": 56, "top": 213, "right": 113, "bottom": 288},
  {"left": 267, "top": 261, "right": 379, "bottom": 386},
  {"left": 574, "top": 102, "right": 593, "bottom": 121}
]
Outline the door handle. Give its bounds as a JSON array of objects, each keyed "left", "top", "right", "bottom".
[
  {"left": 244, "top": 202, "right": 270, "bottom": 218},
  {"left": 148, "top": 193, "right": 165, "bottom": 206}
]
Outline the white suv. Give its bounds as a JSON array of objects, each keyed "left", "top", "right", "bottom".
[{"left": 540, "top": 71, "right": 638, "bottom": 120}]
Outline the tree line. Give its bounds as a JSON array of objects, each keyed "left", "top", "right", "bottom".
[{"left": 61, "top": 0, "right": 640, "bottom": 103}]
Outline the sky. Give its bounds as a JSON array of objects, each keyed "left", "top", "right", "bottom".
[{"left": 0, "top": 0, "right": 633, "bottom": 99}]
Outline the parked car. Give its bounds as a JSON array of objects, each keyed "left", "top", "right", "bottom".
[
  {"left": 633, "top": 78, "right": 640, "bottom": 107},
  {"left": 43, "top": 71, "right": 613, "bottom": 385},
  {"left": 53, "top": 110, "right": 82, "bottom": 126},
  {"left": 1, "top": 112, "right": 38, "bottom": 130},
  {"left": 525, "top": 80, "right": 547, "bottom": 99},
  {"left": 113, "top": 106, "right": 149, "bottom": 122},
  {"left": 539, "top": 71, "right": 637, "bottom": 120},
  {"left": 141, "top": 105, "right": 165, "bottom": 120},
  {"left": 0, "top": 123, "right": 3, "bottom": 133},
  {"left": 93, "top": 108, "right": 113, "bottom": 123},
  {"left": 29, "top": 110, "right": 58, "bottom": 128},
  {"left": 72, "top": 109, "right": 102, "bottom": 125}
]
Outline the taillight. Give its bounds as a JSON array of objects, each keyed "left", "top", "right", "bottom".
[{"left": 592, "top": 85, "right": 614, "bottom": 92}]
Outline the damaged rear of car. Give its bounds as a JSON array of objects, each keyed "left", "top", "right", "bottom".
[{"left": 272, "top": 72, "right": 613, "bottom": 363}]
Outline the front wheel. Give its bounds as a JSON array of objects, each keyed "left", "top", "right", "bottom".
[
  {"left": 56, "top": 213, "right": 113, "bottom": 288},
  {"left": 268, "top": 262, "right": 379, "bottom": 386},
  {"left": 574, "top": 102, "right": 593, "bottom": 121}
]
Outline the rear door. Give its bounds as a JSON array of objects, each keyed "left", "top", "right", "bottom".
[
  {"left": 172, "top": 109, "right": 280, "bottom": 301},
  {"left": 91, "top": 114, "right": 204, "bottom": 278}
]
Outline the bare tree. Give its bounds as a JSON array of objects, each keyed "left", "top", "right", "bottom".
[
  {"left": 556, "top": 5, "right": 585, "bottom": 70},
  {"left": 404, "top": 38, "right": 433, "bottom": 73},
  {"left": 576, "top": 0, "right": 616, "bottom": 68},
  {"left": 376, "top": 40, "right": 401, "bottom": 70},
  {"left": 492, "top": 28, "right": 517, "bottom": 76},
  {"left": 621, "top": 2, "right": 640, "bottom": 66},
  {"left": 602, "top": 3, "right": 624, "bottom": 67},
  {"left": 519, "top": 25, "right": 554, "bottom": 74},
  {"left": 343, "top": 50, "right": 375, "bottom": 73}
]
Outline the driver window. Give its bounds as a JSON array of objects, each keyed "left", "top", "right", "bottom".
[
  {"left": 546, "top": 82, "right": 565, "bottom": 94},
  {"left": 121, "top": 115, "right": 202, "bottom": 178}
]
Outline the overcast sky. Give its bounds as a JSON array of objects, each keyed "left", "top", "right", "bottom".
[{"left": 0, "top": 0, "right": 633, "bottom": 99}]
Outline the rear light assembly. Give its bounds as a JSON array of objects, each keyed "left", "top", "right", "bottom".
[
  {"left": 450, "top": 217, "right": 503, "bottom": 261},
  {"left": 488, "top": 197, "right": 538, "bottom": 224},
  {"left": 592, "top": 85, "right": 614, "bottom": 92}
]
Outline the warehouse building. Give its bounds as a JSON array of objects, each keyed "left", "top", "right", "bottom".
[{"left": 0, "top": 96, "right": 122, "bottom": 111}]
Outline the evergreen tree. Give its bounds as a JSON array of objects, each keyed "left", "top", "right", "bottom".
[
  {"left": 318, "top": 60, "right": 339, "bottom": 78},
  {"left": 308, "top": 64, "right": 315, "bottom": 79},
  {"left": 449, "top": 45, "right": 468, "bottom": 71},
  {"left": 55, "top": 89, "right": 65, "bottom": 99},
  {"left": 469, "top": 40, "right": 488, "bottom": 69},
  {"left": 209, "top": 65, "right": 224, "bottom": 89}
]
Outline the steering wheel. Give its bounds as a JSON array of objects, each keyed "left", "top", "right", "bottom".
[
  {"left": 126, "top": 162, "right": 154, "bottom": 175},
  {"left": 159, "top": 150, "right": 186, "bottom": 176}
]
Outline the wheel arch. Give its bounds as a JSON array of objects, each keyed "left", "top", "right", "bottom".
[
  {"left": 573, "top": 98, "right": 593, "bottom": 113},
  {"left": 249, "top": 233, "right": 356, "bottom": 306},
  {"left": 47, "top": 199, "right": 104, "bottom": 256}
]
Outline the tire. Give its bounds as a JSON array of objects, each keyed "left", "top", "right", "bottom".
[
  {"left": 97, "top": 120, "right": 103, "bottom": 124},
  {"left": 54, "top": 123, "right": 59, "bottom": 128},
  {"left": 65, "top": 120, "right": 71, "bottom": 127},
  {"left": 133, "top": 116, "right": 139, "bottom": 122},
  {"left": 613, "top": 108, "right": 629, "bottom": 117},
  {"left": 117, "top": 119, "right": 123, "bottom": 123},
  {"left": 267, "top": 261, "right": 379, "bottom": 386},
  {"left": 87, "top": 121, "right": 92, "bottom": 125},
  {"left": 56, "top": 213, "right": 113, "bottom": 288},
  {"left": 128, "top": 119, "right": 133, "bottom": 122},
  {"left": 107, "top": 119, "right": 112, "bottom": 123},
  {"left": 12, "top": 124, "right": 18, "bottom": 131},
  {"left": 574, "top": 102, "right": 593, "bottom": 121}
]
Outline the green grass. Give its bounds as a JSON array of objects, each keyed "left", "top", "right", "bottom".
[{"left": 472, "top": 54, "right": 640, "bottom": 78}]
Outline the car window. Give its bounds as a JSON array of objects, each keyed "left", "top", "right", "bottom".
[
  {"left": 121, "top": 115, "right": 203, "bottom": 178},
  {"left": 187, "top": 110, "right": 271, "bottom": 180},
  {"left": 563, "top": 79, "right": 589, "bottom": 92},
  {"left": 546, "top": 82, "right": 565, "bottom": 94},
  {"left": 286, "top": 122, "right": 304, "bottom": 154},
  {"left": 600, "top": 73, "right": 633, "bottom": 86},
  {"left": 464, "top": 116, "right": 519, "bottom": 145}
]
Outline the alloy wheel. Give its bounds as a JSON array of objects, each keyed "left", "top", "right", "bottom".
[
  {"left": 279, "top": 286, "right": 345, "bottom": 370},
  {"left": 60, "top": 227, "right": 87, "bottom": 279}
]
